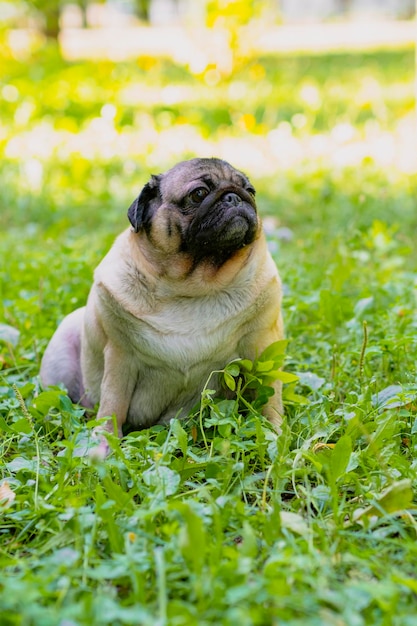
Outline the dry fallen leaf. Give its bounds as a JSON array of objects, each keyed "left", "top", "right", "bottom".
[
  {"left": 312, "top": 442, "right": 335, "bottom": 453},
  {"left": 0, "top": 481, "right": 16, "bottom": 509}
]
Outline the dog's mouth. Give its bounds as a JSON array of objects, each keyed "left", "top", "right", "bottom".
[
  {"left": 184, "top": 188, "right": 258, "bottom": 262},
  {"left": 212, "top": 208, "right": 256, "bottom": 248}
]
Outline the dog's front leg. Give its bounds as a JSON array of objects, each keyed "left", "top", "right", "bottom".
[{"left": 91, "top": 342, "right": 137, "bottom": 458}]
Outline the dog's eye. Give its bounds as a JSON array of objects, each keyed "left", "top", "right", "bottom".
[
  {"left": 189, "top": 187, "right": 209, "bottom": 204},
  {"left": 247, "top": 187, "right": 256, "bottom": 197}
]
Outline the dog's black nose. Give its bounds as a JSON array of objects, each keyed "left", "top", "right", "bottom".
[{"left": 222, "top": 192, "right": 241, "bottom": 207}]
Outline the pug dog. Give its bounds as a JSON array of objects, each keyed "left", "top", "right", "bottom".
[{"left": 40, "top": 158, "right": 284, "bottom": 456}]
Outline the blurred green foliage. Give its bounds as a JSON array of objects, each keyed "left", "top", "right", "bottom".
[
  {"left": 2, "top": 41, "right": 414, "bottom": 135},
  {"left": 0, "top": 36, "right": 414, "bottom": 232}
]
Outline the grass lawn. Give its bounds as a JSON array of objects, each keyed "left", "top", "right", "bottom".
[{"left": 1, "top": 36, "right": 417, "bottom": 625}]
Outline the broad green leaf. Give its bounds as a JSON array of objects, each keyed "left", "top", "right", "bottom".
[
  {"left": 259, "top": 340, "right": 288, "bottom": 362},
  {"left": 143, "top": 465, "right": 180, "bottom": 497},
  {"left": 282, "top": 384, "right": 310, "bottom": 405},
  {"left": 274, "top": 371, "right": 299, "bottom": 384},
  {"left": 171, "top": 418, "right": 188, "bottom": 456},
  {"left": 297, "top": 371, "right": 326, "bottom": 391},
  {"left": 319, "top": 288, "right": 342, "bottom": 328},
  {"left": 179, "top": 462, "right": 208, "bottom": 480},
  {"left": 240, "top": 521, "right": 258, "bottom": 557},
  {"left": 372, "top": 385, "right": 416, "bottom": 410},
  {"left": 392, "top": 575, "right": 417, "bottom": 594},
  {"left": 280, "top": 511, "right": 310, "bottom": 536},
  {"left": 93, "top": 596, "right": 152, "bottom": 622},
  {"left": 236, "top": 359, "right": 253, "bottom": 372},
  {"left": 256, "top": 360, "right": 275, "bottom": 373},
  {"left": 60, "top": 393, "right": 76, "bottom": 413},
  {"left": 175, "top": 502, "right": 206, "bottom": 574},
  {"left": 329, "top": 435, "right": 352, "bottom": 481},
  {"left": 367, "top": 479, "right": 413, "bottom": 514},
  {"left": 225, "top": 362, "right": 240, "bottom": 377},
  {"left": 372, "top": 384, "right": 403, "bottom": 408},
  {"left": 6, "top": 457, "right": 37, "bottom": 473},
  {"left": 0, "top": 416, "right": 14, "bottom": 433},
  {"left": 15, "top": 383, "right": 35, "bottom": 399},
  {"left": 223, "top": 371, "right": 236, "bottom": 391},
  {"left": 353, "top": 480, "right": 413, "bottom": 522},
  {"left": 95, "top": 484, "right": 124, "bottom": 553},
  {"left": 368, "top": 413, "right": 398, "bottom": 451},
  {"left": 31, "top": 390, "right": 65, "bottom": 415},
  {"left": 101, "top": 475, "right": 133, "bottom": 509},
  {"left": 11, "top": 418, "right": 33, "bottom": 435}
]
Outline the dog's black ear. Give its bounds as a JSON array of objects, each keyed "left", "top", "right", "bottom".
[{"left": 128, "top": 175, "right": 161, "bottom": 233}]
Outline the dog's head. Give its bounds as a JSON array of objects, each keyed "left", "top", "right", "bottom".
[{"left": 127, "top": 158, "right": 260, "bottom": 270}]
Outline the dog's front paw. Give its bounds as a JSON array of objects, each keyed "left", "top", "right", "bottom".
[
  {"left": 88, "top": 426, "right": 115, "bottom": 459},
  {"left": 89, "top": 430, "right": 111, "bottom": 460},
  {"left": 88, "top": 423, "right": 123, "bottom": 459}
]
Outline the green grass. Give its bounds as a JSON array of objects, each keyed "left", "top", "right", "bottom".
[{"left": 1, "top": 36, "right": 417, "bottom": 625}]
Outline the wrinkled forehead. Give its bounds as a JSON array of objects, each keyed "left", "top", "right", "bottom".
[{"left": 160, "top": 158, "right": 252, "bottom": 199}]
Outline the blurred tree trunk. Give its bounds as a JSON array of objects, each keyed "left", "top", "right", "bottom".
[
  {"left": 134, "top": 0, "right": 152, "bottom": 22},
  {"left": 336, "top": 0, "right": 352, "bottom": 16},
  {"left": 43, "top": 2, "right": 61, "bottom": 39},
  {"left": 37, "top": 0, "right": 90, "bottom": 39},
  {"left": 78, "top": 0, "right": 89, "bottom": 28},
  {"left": 30, "top": 0, "right": 62, "bottom": 39}
]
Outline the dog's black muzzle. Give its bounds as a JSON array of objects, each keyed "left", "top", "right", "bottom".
[{"left": 185, "top": 187, "right": 258, "bottom": 263}]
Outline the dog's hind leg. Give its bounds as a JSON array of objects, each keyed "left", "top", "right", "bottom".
[{"left": 40, "top": 307, "right": 89, "bottom": 405}]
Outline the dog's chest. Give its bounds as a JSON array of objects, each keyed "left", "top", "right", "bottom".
[{"left": 126, "top": 291, "right": 252, "bottom": 367}]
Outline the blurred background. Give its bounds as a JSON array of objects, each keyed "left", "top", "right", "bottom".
[
  {"left": 0, "top": 0, "right": 416, "bottom": 231},
  {"left": 2, "top": 0, "right": 416, "bottom": 197}
]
